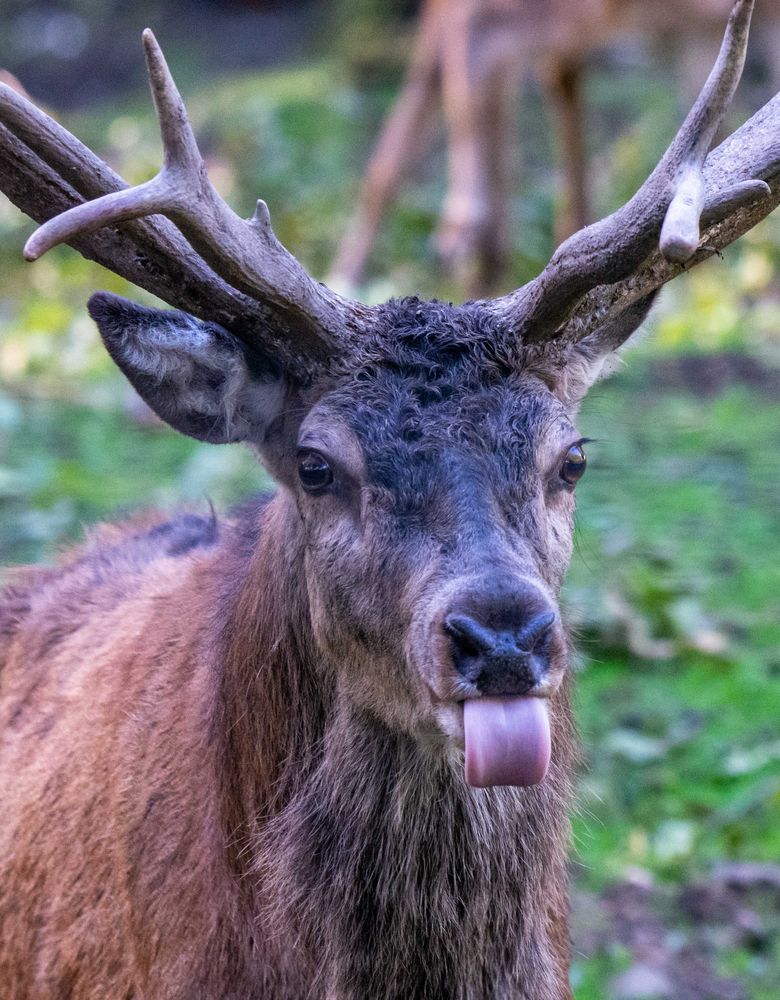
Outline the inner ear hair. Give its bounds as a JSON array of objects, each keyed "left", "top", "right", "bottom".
[{"left": 88, "top": 292, "right": 287, "bottom": 445}]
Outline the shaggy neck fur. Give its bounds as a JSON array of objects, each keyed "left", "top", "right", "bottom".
[{"left": 216, "top": 496, "right": 576, "bottom": 1000}]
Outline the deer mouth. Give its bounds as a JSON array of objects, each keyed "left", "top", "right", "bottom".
[
  {"left": 462, "top": 696, "right": 551, "bottom": 788},
  {"left": 431, "top": 694, "right": 552, "bottom": 788},
  {"left": 416, "top": 593, "right": 560, "bottom": 787}
]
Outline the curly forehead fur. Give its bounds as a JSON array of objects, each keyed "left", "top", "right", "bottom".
[
  {"left": 335, "top": 296, "right": 571, "bottom": 391},
  {"left": 324, "top": 297, "right": 576, "bottom": 486}
]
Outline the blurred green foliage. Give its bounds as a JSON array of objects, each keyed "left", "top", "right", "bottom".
[{"left": 0, "top": 44, "right": 778, "bottom": 999}]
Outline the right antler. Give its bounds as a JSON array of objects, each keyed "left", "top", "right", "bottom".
[
  {"left": 0, "top": 30, "right": 373, "bottom": 372},
  {"left": 490, "top": 0, "right": 777, "bottom": 350}
]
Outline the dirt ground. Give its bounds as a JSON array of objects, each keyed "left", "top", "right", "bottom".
[{"left": 573, "top": 863, "right": 780, "bottom": 999}]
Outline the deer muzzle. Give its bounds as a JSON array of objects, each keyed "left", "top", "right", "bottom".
[{"left": 434, "top": 577, "right": 562, "bottom": 788}]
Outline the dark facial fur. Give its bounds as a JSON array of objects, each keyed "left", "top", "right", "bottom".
[{"left": 288, "top": 299, "right": 582, "bottom": 739}]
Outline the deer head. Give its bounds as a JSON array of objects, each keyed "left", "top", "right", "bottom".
[{"left": 1, "top": 0, "right": 777, "bottom": 787}]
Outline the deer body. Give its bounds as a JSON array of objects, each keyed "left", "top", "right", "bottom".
[
  {"left": 1, "top": 479, "right": 572, "bottom": 999},
  {"left": 0, "top": 3, "right": 777, "bottom": 998}
]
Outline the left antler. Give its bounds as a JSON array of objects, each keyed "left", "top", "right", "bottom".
[
  {"left": 490, "top": 0, "right": 779, "bottom": 349},
  {"left": 0, "top": 30, "right": 373, "bottom": 370}
]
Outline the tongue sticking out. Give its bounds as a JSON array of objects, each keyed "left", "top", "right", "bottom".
[{"left": 463, "top": 697, "right": 551, "bottom": 787}]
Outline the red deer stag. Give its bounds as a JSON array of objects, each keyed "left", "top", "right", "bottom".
[{"left": 0, "top": 2, "right": 778, "bottom": 997}]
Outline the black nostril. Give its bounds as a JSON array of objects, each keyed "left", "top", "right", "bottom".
[
  {"left": 444, "top": 614, "right": 496, "bottom": 657},
  {"left": 443, "top": 604, "right": 558, "bottom": 695},
  {"left": 516, "top": 611, "right": 556, "bottom": 654}
]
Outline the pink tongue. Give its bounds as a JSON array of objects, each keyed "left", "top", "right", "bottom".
[{"left": 463, "top": 697, "right": 551, "bottom": 787}]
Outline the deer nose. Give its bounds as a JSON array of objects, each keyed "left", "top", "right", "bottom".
[{"left": 444, "top": 608, "right": 556, "bottom": 696}]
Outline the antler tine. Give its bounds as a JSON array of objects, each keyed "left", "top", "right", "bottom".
[
  {"left": 143, "top": 29, "right": 201, "bottom": 174},
  {"left": 658, "top": 0, "right": 751, "bottom": 262},
  {"left": 490, "top": 0, "right": 768, "bottom": 346},
  {"left": 557, "top": 92, "right": 780, "bottom": 350},
  {"left": 23, "top": 29, "right": 372, "bottom": 353}
]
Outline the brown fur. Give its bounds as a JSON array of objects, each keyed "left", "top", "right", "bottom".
[{"left": 0, "top": 490, "right": 576, "bottom": 999}]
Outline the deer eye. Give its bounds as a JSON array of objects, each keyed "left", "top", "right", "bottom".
[
  {"left": 560, "top": 444, "right": 587, "bottom": 486},
  {"left": 298, "top": 451, "right": 334, "bottom": 493}
]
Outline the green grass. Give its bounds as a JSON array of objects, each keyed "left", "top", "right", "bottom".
[
  {"left": 568, "top": 365, "right": 780, "bottom": 998},
  {"left": 0, "top": 391, "right": 264, "bottom": 566}
]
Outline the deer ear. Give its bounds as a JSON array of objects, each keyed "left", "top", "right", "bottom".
[
  {"left": 552, "top": 293, "right": 658, "bottom": 407},
  {"left": 88, "top": 292, "right": 287, "bottom": 444}
]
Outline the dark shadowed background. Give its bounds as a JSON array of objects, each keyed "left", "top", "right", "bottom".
[{"left": 1, "top": 2, "right": 778, "bottom": 997}]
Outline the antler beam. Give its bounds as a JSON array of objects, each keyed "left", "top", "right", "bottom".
[
  {"left": 0, "top": 98, "right": 303, "bottom": 360},
  {"left": 565, "top": 93, "right": 780, "bottom": 350},
  {"left": 490, "top": 0, "right": 776, "bottom": 347},
  {"left": 0, "top": 31, "right": 372, "bottom": 370}
]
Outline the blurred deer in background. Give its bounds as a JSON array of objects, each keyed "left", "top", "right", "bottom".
[
  {"left": 0, "top": 1, "right": 778, "bottom": 997},
  {"left": 330, "top": 0, "right": 780, "bottom": 296}
]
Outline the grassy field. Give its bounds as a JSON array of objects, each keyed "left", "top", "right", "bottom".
[
  {"left": 1, "top": 52, "right": 778, "bottom": 998},
  {"left": 570, "top": 351, "right": 780, "bottom": 998}
]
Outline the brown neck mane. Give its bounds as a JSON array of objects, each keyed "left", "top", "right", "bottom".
[{"left": 212, "top": 494, "right": 576, "bottom": 998}]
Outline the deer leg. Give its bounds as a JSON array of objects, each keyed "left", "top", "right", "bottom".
[
  {"left": 328, "top": 1, "right": 443, "bottom": 290},
  {"left": 544, "top": 55, "right": 588, "bottom": 248},
  {"left": 480, "top": 64, "right": 519, "bottom": 295},
  {"left": 435, "top": 9, "right": 520, "bottom": 296}
]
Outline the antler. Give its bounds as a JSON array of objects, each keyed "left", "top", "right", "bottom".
[
  {"left": 490, "top": 0, "right": 779, "bottom": 349},
  {"left": 0, "top": 30, "right": 372, "bottom": 371}
]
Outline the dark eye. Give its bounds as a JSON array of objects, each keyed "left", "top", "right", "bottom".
[
  {"left": 560, "top": 443, "right": 587, "bottom": 486},
  {"left": 298, "top": 451, "right": 334, "bottom": 493}
]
